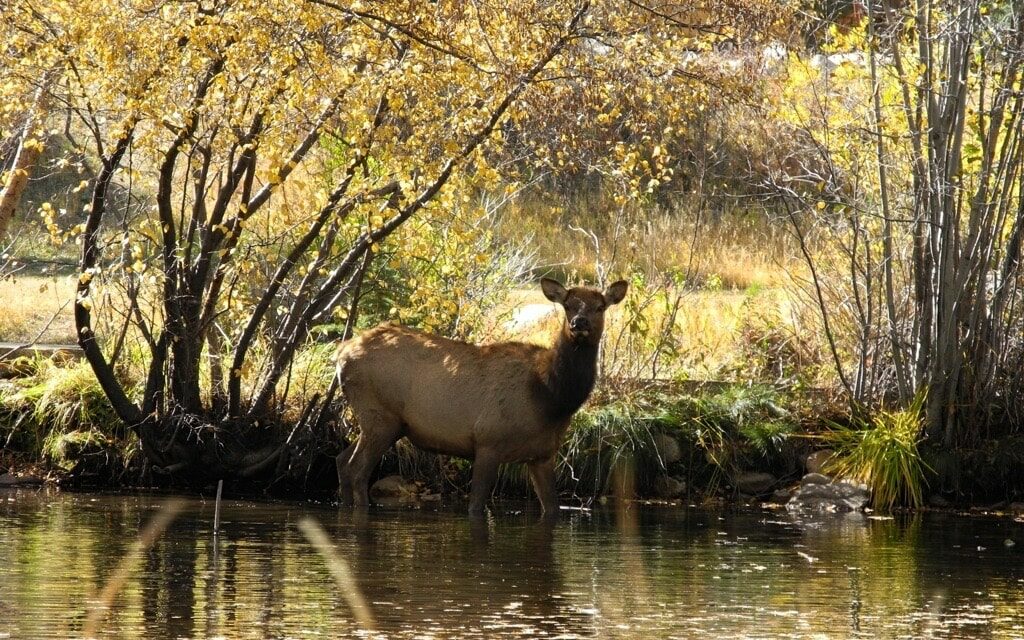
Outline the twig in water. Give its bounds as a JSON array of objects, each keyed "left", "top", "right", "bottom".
[
  {"left": 297, "top": 517, "right": 376, "bottom": 631},
  {"left": 213, "top": 479, "right": 223, "bottom": 535},
  {"left": 82, "top": 499, "right": 185, "bottom": 638}
]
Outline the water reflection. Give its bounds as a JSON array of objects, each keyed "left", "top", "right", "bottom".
[{"left": 0, "top": 489, "right": 1022, "bottom": 639}]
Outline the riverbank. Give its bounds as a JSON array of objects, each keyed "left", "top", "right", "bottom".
[
  {"left": 4, "top": 357, "right": 1023, "bottom": 513},
  {"left": 0, "top": 363, "right": 813, "bottom": 498}
]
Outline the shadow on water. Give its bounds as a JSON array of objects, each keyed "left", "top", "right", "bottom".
[
  {"left": 0, "top": 490, "right": 1022, "bottom": 638},
  {"left": 142, "top": 515, "right": 198, "bottom": 639}
]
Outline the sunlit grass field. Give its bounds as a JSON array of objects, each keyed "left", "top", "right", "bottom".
[
  {"left": 496, "top": 287, "right": 786, "bottom": 378},
  {"left": 0, "top": 273, "right": 794, "bottom": 379},
  {"left": 0, "top": 273, "right": 77, "bottom": 344},
  {"left": 496, "top": 192, "right": 797, "bottom": 291},
  {"left": 2, "top": 197, "right": 812, "bottom": 387}
]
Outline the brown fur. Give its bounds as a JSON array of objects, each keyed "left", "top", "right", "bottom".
[{"left": 335, "top": 278, "right": 628, "bottom": 515}]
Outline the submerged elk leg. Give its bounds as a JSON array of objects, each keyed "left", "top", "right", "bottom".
[
  {"left": 527, "top": 457, "right": 559, "bottom": 517},
  {"left": 336, "top": 443, "right": 355, "bottom": 504},
  {"left": 468, "top": 449, "right": 501, "bottom": 516},
  {"left": 346, "top": 412, "right": 402, "bottom": 507}
]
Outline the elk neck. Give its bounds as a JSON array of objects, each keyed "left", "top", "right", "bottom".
[{"left": 538, "top": 327, "right": 600, "bottom": 422}]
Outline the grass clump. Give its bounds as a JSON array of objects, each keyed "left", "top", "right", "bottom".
[
  {"left": 42, "top": 428, "right": 112, "bottom": 471},
  {"left": 655, "top": 385, "right": 800, "bottom": 489},
  {"left": 1, "top": 358, "right": 133, "bottom": 477},
  {"left": 559, "top": 399, "right": 664, "bottom": 498},
  {"left": 19, "top": 359, "right": 120, "bottom": 433},
  {"left": 549, "top": 385, "right": 800, "bottom": 500},
  {"left": 823, "top": 394, "right": 928, "bottom": 511}
]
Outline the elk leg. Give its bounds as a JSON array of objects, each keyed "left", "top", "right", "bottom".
[
  {"left": 347, "top": 414, "right": 401, "bottom": 506},
  {"left": 468, "top": 450, "right": 500, "bottom": 516},
  {"left": 528, "top": 457, "right": 559, "bottom": 517},
  {"left": 336, "top": 444, "right": 355, "bottom": 504}
]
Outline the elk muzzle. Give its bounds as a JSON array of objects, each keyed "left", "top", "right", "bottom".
[{"left": 569, "top": 315, "right": 591, "bottom": 338}]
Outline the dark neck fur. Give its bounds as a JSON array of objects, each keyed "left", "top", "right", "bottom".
[{"left": 541, "top": 331, "right": 599, "bottom": 421}]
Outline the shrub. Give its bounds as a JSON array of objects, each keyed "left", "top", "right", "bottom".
[{"left": 823, "top": 394, "right": 928, "bottom": 511}]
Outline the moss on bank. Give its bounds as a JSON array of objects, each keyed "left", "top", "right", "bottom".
[
  {"left": 4, "top": 360, "right": 1024, "bottom": 508},
  {"left": 0, "top": 358, "right": 815, "bottom": 499},
  {"left": 0, "top": 357, "right": 138, "bottom": 483}
]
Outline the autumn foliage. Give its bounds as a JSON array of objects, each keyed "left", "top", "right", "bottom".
[{"left": 1, "top": 0, "right": 787, "bottom": 481}]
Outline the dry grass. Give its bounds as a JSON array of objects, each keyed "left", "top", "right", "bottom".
[
  {"left": 0, "top": 272, "right": 817, "bottom": 390},
  {"left": 668, "top": 290, "right": 756, "bottom": 377},
  {"left": 496, "top": 192, "right": 797, "bottom": 290},
  {"left": 0, "top": 273, "right": 77, "bottom": 343},
  {"left": 0, "top": 186, "right": 821, "bottom": 390},
  {"left": 485, "top": 188, "right": 829, "bottom": 383},
  {"left": 489, "top": 284, "right": 816, "bottom": 383}
]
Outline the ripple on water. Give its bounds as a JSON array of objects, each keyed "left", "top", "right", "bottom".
[{"left": 0, "top": 491, "right": 1023, "bottom": 638}]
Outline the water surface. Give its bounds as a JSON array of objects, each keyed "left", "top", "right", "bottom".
[{"left": 1, "top": 489, "right": 1023, "bottom": 639}]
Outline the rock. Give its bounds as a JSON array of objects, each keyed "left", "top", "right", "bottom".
[
  {"left": 733, "top": 472, "right": 776, "bottom": 496},
  {"left": 1008, "top": 502, "right": 1024, "bottom": 514},
  {"left": 0, "top": 473, "right": 44, "bottom": 487},
  {"left": 804, "top": 450, "right": 834, "bottom": 475},
  {"left": 369, "top": 475, "right": 420, "bottom": 500},
  {"left": 769, "top": 487, "right": 795, "bottom": 504},
  {"left": 653, "top": 474, "right": 686, "bottom": 499},
  {"left": 787, "top": 474, "right": 870, "bottom": 512},
  {"left": 652, "top": 432, "right": 682, "bottom": 466},
  {"left": 801, "top": 472, "right": 832, "bottom": 486}
]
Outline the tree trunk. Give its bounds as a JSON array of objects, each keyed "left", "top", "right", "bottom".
[{"left": 0, "top": 83, "right": 49, "bottom": 238}]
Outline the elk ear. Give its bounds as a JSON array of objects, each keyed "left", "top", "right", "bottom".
[
  {"left": 540, "top": 278, "right": 568, "bottom": 304},
  {"left": 604, "top": 280, "right": 629, "bottom": 305}
]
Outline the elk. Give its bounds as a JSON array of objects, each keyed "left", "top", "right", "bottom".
[{"left": 334, "top": 278, "right": 628, "bottom": 516}]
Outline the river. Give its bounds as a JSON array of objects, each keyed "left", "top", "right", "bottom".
[{"left": 1, "top": 489, "right": 1022, "bottom": 638}]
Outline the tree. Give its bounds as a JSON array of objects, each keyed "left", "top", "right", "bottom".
[
  {"left": 766, "top": 0, "right": 1024, "bottom": 447},
  {"left": 0, "top": 79, "right": 50, "bottom": 239},
  {"left": 2, "top": 0, "right": 783, "bottom": 483}
]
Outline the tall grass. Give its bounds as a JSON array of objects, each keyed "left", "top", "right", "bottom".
[
  {"left": 504, "top": 385, "right": 800, "bottom": 500},
  {"left": 655, "top": 385, "right": 799, "bottom": 488},
  {"left": 1, "top": 357, "right": 133, "bottom": 475},
  {"left": 495, "top": 190, "right": 797, "bottom": 291},
  {"left": 274, "top": 342, "right": 337, "bottom": 423},
  {"left": 490, "top": 187, "right": 833, "bottom": 386},
  {"left": 558, "top": 399, "right": 665, "bottom": 498},
  {"left": 823, "top": 394, "right": 929, "bottom": 511}
]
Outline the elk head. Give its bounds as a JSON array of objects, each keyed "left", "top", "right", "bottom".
[{"left": 540, "top": 278, "right": 628, "bottom": 345}]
